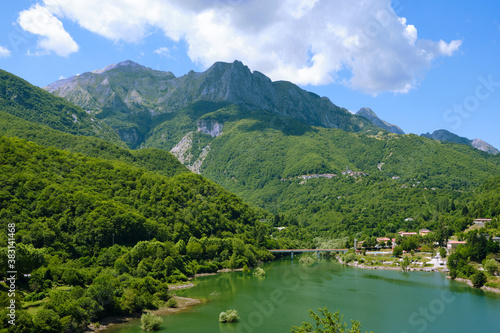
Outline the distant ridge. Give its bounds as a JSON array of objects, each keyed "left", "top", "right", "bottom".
[
  {"left": 421, "top": 129, "right": 499, "bottom": 155},
  {"left": 356, "top": 107, "right": 405, "bottom": 134}
]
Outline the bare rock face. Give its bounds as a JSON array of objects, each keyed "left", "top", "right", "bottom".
[
  {"left": 170, "top": 132, "right": 194, "bottom": 165},
  {"left": 470, "top": 138, "right": 499, "bottom": 155},
  {"left": 197, "top": 119, "right": 223, "bottom": 137}
]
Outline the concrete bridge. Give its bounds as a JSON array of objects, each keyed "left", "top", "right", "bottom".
[{"left": 269, "top": 248, "right": 350, "bottom": 259}]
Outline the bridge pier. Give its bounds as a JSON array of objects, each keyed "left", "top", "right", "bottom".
[
  {"left": 317, "top": 251, "right": 319, "bottom": 259},
  {"left": 291, "top": 251, "right": 294, "bottom": 259}
]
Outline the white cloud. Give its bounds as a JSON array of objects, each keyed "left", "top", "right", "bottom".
[
  {"left": 30, "top": 0, "right": 460, "bottom": 94},
  {"left": 0, "top": 46, "right": 11, "bottom": 58},
  {"left": 18, "top": 4, "right": 79, "bottom": 57},
  {"left": 437, "top": 39, "right": 462, "bottom": 57},
  {"left": 154, "top": 47, "right": 170, "bottom": 57}
]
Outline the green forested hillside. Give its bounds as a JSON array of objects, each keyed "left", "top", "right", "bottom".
[
  {"left": 6, "top": 64, "right": 500, "bottom": 240},
  {"left": 0, "top": 136, "right": 271, "bottom": 255},
  {"left": 39, "top": 62, "right": 500, "bottom": 238},
  {"left": 0, "top": 69, "right": 125, "bottom": 146},
  {"left": 0, "top": 111, "right": 188, "bottom": 178},
  {"left": 144, "top": 105, "right": 500, "bottom": 236},
  {"left": 0, "top": 136, "right": 277, "bottom": 332},
  {"left": 0, "top": 62, "right": 499, "bottom": 332},
  {"left": 471, "top": 176, "right": 500, "bottom": 217}
]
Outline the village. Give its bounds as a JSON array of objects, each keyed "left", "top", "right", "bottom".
[{"left": 349, "top": 218, "right": 500, "bottom": 274}]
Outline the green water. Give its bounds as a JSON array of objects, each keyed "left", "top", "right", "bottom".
[{"left": 105, "top": 260, "right": 500, "bottom": 333}]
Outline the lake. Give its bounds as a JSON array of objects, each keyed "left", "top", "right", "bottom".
[{"left": 104, "top": 260, "right": 500, "bottom": 333}]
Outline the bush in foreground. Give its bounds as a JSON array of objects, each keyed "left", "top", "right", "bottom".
[
  {"left": 291, "top": 307, "right": 371, "bottom": 333},
  {"left": 219, "top": 309, "right": 239, "bottom": 323},
  {"left": 140, "top": 312, "right": 163, "bottom": 331}
]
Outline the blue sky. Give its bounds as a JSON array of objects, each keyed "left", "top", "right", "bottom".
[{"left": 1, "top": 0, "right": 499, "bottom": 150}]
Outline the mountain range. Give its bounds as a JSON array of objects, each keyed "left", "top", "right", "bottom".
[
  {"left": 44, "top": 60, "right": 498, "bottom": 155},
  {"left": 2, "top": 61, "right": 500, "bottom": 237},
  {"left": 45, "top": 60, "right": 378, "bottom": 149}
]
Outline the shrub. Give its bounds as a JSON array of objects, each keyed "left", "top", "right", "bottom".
[
  {"left": 219, "top": 309, "right": 239, "bottom": 323},
  {"left": 483, "top": 259, "right": 499, "bottom": 275},
  {"left": 33, "top": 309, "right": 62, "bottom": 333},
  {"left": 420, "top": 245, "right": 432, "bottom": 253},
  {"left": 24, "top": 291, "right": 48, "bottom": 302},
  {"left": 392, "top": 246, "right": 403, "bottom": 257},
  {"left": 166, "top": 297, "right": 178, "bottom": 308},
  {"left": 449, "top": 269, "right": 457, "bottom": 280},
  {"left": 253, "top": 267, "right": 266, "bottom": 277},
  {"left": 471, "top": 271, "right": 487, "bottom": 288},
  {"left": 140, "top": 312, "right": 163, "bottom": 331},
  {"left": 341, "top": 250, "right": 356, "bottom": 264}
]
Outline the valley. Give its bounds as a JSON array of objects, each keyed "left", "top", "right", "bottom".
[{"left": 0, "top": 61, "right": 499, "bottom": 332}]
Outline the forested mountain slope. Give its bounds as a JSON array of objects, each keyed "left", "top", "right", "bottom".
[
  {"left": 178, "top": 106, "right": 500, "bottom": 235},
  {"left": 40, "top": 62, "right": 500, "bottom": 235},
  {"left": 0, "top": 136, "right": 270, "bottom": 257},
  {"left": 0, "top": 136, "right": 277, "bottom": 332},
  {"left": 0, "top": 110, "right": 188, "bottom": 178},
  {"left": 0, "top": 69, "right": 124, "bottom": 146}
]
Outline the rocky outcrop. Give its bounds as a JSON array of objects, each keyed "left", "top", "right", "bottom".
[
  {"left": 190, "top": 145, "right": 211, "bottom": 174},
  {"left": 169, "top": 132, "right": 211, "bottom": 174},
  {"left": 470, "top": 138, "right": 499, "bottom": 155},
  {"left": 170, "top": 132, "right": 194, "bottom": 164},
  {"left": 197, "top": 119, "right": 223, "bottom": 137}
]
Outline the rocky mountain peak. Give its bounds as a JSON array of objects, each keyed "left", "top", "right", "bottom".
[
  {"left": 91, "top": 60, "right": 148, "bottom": 74},
  {"left": 357, "top": 107, "right": 377, "bottom": 118},
  {"left": 356, "top": 107, "right": 405, "bottom": 134},
  {"left": 470, "top": 138, "right": 499, "bottom": 155}
]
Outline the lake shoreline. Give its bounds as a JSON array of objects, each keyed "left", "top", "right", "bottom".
[
  {"left": 88, "top": 295, "right": 203, "bottom": 332},
  {"left": 345, "top": 261, "right": 442, "bottom": 272},
  {"left": 90, "top": 268, "right": 244, "bottom": 332},
  {"left": 342, "top": 258, "right": 500, "bottom": 294},
  {"left": 446, "top": 276, "right": 500, "bottom": 294}
]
